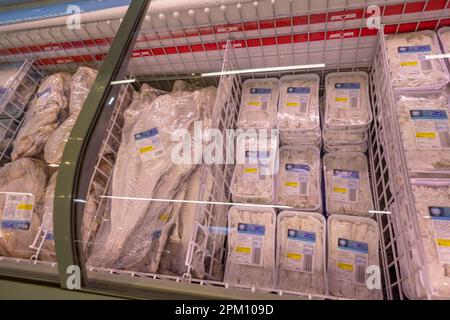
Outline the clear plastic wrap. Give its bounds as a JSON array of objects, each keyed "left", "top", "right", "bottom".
[
  {"left": 276, "top": 146, "right": 321, "bottom": 211},
  {"left": 237, "top": 78, "right": 279, "bottom": 129},
  {"left": 323, "top": 152, "right": 373, "bottom": 216},
  {"left": 394, "top": 179, "right": 450, "bottom": 299},
  {"left": 385, "top": 31, "right": 450, "bottom": 89},
  {"left": 12, "top": 72, "right": 71, "bottom": 160},
  {"left": 395, "top": 90, "right": 450, "bottom": 175},
  {"left": 69, "top": 67, "right": 98, "bottom": 116},
  {"left": 276, "top": 211, "right": 326, "bottom": 295},
  {"left": 276, "top": 74, "right": 320, "bottom": 131},
  {"left": 324, "top": 141, "right": 368, "bottom": 153},
  {"left": 327, "top": 214, "right": 382, "bottom": 300},
  {"left": 87, "top": 86, "right": 217, "bottom": 271},
  {"left": 324, "top": 72, "right": 371, "bottom": 130},
  {"left": 0, "top": 158, "right": 47, "bottom": 259},
  {"left": 224, "top": 206, "right": 276, "bottom": 289},
  {"left": 230, "top": 134, "right": 277, "bottom": 204}
]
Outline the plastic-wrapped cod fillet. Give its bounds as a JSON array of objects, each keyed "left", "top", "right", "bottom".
[
  {"left": 276, "top": 211, "right": 326, "bottom": 295},
  {"left": 395, "top": 89, "right": 450, "bottom": 175},
  {"left": 276, "top": 75, "right": 321, "bottom": 145},
  {"left": 237, "top": 78, "right": 279, "bottom": 129},
  {"left": 385, "top": 31, "right": 450, "bottom": 89},
  {"left": 158, "top": 166, "right": 220, "bottom": 278},
  {"left": 224, "top": 206, "right": 276, "bottom": 289},
  {"left": 87, "top": 86, "right": 217, "bottom": 271},
  {"left": 12, "top": 72, "right": 71, "bottom": 160},
  {"left": 115, "top": 86, "right": 218, "bottom": 273},
  {"left": 323, "top": 152, "right": 373, "bottom": 216},
  {"left": 327, "top": 214, "right": 381, "bottom": 300},
  {"left": 230, "top": 134, "right": 278, "bottom": 204},
  {"left": 324, "top": 72, "right": 371, "bottom": 131},
  {"left": 0, "top": 158, "right": 46, "bottom": 259},
  {"left": 394, "top": 179, "right": 450, "bottom": 299},
  {"left": 276, "top": 146, "right": 321, "bottom": 211},
  {"left": 43, "top": 67, "right": 98, "bottom": 165},
  {"left": 68, "top": 67, "right": 98, "bottom": 115}
]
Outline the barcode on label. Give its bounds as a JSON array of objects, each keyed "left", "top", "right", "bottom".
[
  {"left": 350, "top": 96, "right": 358, "bottom": 108},
  {"left": 261, "top": 101, "right": 268, "bottom": 111},
  {"left": 356, "top": 265, "right": 366, "bottom": 284},
  {"left": 439, "top": 132, "right": 450, "bottom": 148},
  {"left": 300, "top": 182, "right": 308, "bottom": 195},
  {"left": 299, "top": 102, "right": 307, "bottom": 113},
  {"left": 252, "top": 247, "right": 262, "bottom": 265},
  {"left": 303, "top": 254, "right": 313, "bottom": 273},
  {"left": 348, "top": 188, "right": 357, "bottom": 202},
  {"left": 420, "top": 59, "right": 432, "bottom": 72}
]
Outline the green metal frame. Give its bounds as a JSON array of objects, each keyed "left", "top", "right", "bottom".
[{"left": 54, "top": 0, "right": 151, "bottom": 290}]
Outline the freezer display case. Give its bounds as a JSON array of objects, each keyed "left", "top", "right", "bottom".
[{"left": 1, "top": 0, "right": 450, "bottom": 300}]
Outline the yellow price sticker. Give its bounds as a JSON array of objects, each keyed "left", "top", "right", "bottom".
[
  {"left": 337, "top": 262, "right": 353, "bottom": 271},
  {"left": 286, "top": 102, "right": 299, "bottom": 107},
  {"left": 333, "top": 187, "right": 347, "bottom": 193},
  {"left": 245, "top": 168, "right": 258, "bottom": 173},
  {"left": 16, "top": 204, "right": 33, "bottom": 211},
  {"left": 236, "top": 247, "right": 251, "bottom": 254},
  {"left": 416, "top": 132, "right": 436, "bottom": 139},
  {"left": 139, "top": 145, "right": 154, "bottom": 154},
  {"left": 158, "top": 213, "right": 169, "bottom": 222},
  {"left": 335, "top": 97, "right": 348, "bottom": 102},
  {"left": 248, "top": 101, "right": 261, "bottom": 107},
  {"left": 287, "top": 253, "right": 302, "bottom": 260},
  {"left": 437, "top": 239, "right": 450, "bottom": 247},
  {"left": 285, "top": 182, "right": 299, "bottom": 187},
  {"left": 401, "top": 61, "right": 418, "bottom": 67}
]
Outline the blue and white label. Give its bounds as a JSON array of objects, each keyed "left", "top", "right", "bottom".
[
  {"left": 288, "top": 229, "right": 316, "bottom": 242},
  {"left": 337, "top": 238, "right": 368, "bottom": 284},
  {"left": 428, "top": 206, "right": 450, "bottom": 264},
  {"left": 284, "top": 228, "right": 316, "bottom": 273},
  {"left": 45, "top": 232, "right": 54, "bottom": 242},
  {"left": 37, "top": 87, "right": 52, "bottom": 99},
  {"left": 335, "top": 83, "right": 361, "bottom": 90},
  {"left": 334, "top": 83, "right": 360, "bottom": 109},
  {"left": 284, "top": 87, "right": 310, "bottom": 114},
  {"left": 284, "top": 163, "right": 310, "bottom": 196},
  {"left": 410, "top": 109, "right": 450, "bottom": 149},
  {"left": 332, "top": 170, "right": 359, "bottom": 203},
  {"left": 247, "top": 87, "right": 272, "bottom": 111},
  {"left": 398, "top": 45, "right": 433, "bottom": 74},
  {"left": 134, "top": 127, "right": 164, "bottom": 162},
  {"left": 235, "top": 223, "right": 265, "bottom": 266},
  {"left": 398, "top": 45, "right": 432, "bottom": 54},
  {"left": 1, "top": 193, "right": 35, "bottom": 231}
]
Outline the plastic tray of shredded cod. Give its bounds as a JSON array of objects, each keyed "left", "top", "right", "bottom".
[
  {"left": 276, "top": 211, "right": 327, "bottom": 295},
  {"left": 323, "top": 152, "right": 373, "bottom": 217},
  {"left": 391, "top": 178, "right": 450, "bottom": 300},
  {"left": 224, "top": 205, "right": 277, "bottom": 290},
  {"left": 394, "top": 89, "right": 450, "bottom": 177},
  {"left": 237, "top": 78, "right": 279, "bottom": 129},
  {"left": 385, "top": 30, "right": 450, "bottom": 90},
  {"left": 324, "top": 71, "right": 372, "bottom": 131},
  {"left": 230, "top": 134, "right": 278, "bottom": 204},
  {"left": 276, "top": 74, "right": 321, "bottom": 143},
  {"left": 275, "top": 145, "right": 322, "bottom": 212},
  {"left": 327, "top": 214, "right": 382, "bottom": 300}
]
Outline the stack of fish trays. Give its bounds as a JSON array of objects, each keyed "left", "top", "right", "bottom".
[
  {"left": 0, "top": 60, "right": 40, "bottom": 167},
  {"left": 322, "top": 71, "right": 372, "bottom": 153},
  {"left": 373, "top": 28, "right": 450, "bottom": 299},
  {"left": 276, "top": 74, "right": 321, "bottom": 148}
]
